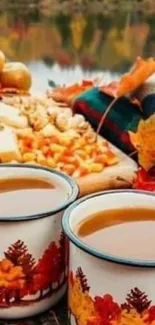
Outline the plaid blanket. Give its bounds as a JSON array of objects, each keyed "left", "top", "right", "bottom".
[
  {"left": 73, "top": 87, "right": 142, "bottom": 156},
  {"left": 142, "top": 94, "right": 155, "bottom": 119}
]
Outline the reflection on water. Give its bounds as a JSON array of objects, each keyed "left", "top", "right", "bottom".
[{"left": 0, "top": 0, "right": 155, "bottom": 91}]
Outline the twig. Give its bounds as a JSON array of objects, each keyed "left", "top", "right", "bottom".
[
  {"left": 95, "top": 97, "right": 118, "bottom": 141},
  {"left": 50, "top": 311, "right": 61, "bottom": 325},
  {"left": 129, "top": 150, "right": 137, "bottom": 157},
  {"left": 116, "top": 176, "right": 133, "bottom": 186}
]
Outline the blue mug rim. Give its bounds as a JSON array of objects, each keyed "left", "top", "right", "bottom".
[
  {"left": 0, "top": 163, "right": 79, "bottom": 221},
  {"left": 62, "top": 189, "right": 155, "bottom": 268}
]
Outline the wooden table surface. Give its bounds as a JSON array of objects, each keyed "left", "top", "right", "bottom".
[{"left": 0, "top": 296, "right": 68, "bottom": 325}]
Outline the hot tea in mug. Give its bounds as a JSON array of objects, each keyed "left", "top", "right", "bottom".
[{"left": 77, "top": 207, "right": 155, "bottom": 260}]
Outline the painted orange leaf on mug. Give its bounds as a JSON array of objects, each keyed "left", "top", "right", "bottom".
[
  {"left": 112, "top": 309, "right": 147, "bottom": 325},
  {"left": 100, "top": 57, "right": 155, "bottom": 98},
  {"left": 129, "top": 114, "right": 155, "bottom": 170}
]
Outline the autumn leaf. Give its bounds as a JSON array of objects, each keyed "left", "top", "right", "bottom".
[
  {"left": 129, "top": 114, "right": 155, "bottom": 170},
  {"left": 100, "top": 57, "right": 155, "bottom": 99},
  {"left": 48, "top": 80, "right": 94, "bottom": 105},
  {"left": 96, "top": 57, "right": 154, "bottom": 135},
  {"left": 117, "top": 57, "right": 155, "bottom": 97},
  {"left": 100, "top": 81, "right": 141, "bottom": 108}
]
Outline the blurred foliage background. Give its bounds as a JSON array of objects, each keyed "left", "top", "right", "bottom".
[{"left": 0, "top": 0, "right": 154, "bottom": 90}]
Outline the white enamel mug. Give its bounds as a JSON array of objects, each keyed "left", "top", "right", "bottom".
[
  {"left": 0, "top": 164, "right": 79, "bottom": 319},
  {"left": 62, "top": 190, "right": 155, "bottom": 325}
]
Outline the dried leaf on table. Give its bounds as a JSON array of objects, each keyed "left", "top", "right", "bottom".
[
  {"left": 129, "top": 114, "right": 155, "bottom": 170},
  {"left": 47, "top": 80, "right": 94, "bottom": 106}
]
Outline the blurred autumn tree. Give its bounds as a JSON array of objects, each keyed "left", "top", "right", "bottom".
[{"left": 0, "top": 1, "right": 154, "bottom": 72}]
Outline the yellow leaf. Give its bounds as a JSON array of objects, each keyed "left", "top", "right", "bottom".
[{"left": 129, "top": 114, "right": 155, "bottom": 170}]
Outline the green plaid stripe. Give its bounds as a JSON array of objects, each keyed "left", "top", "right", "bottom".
[{"left": 73, "top": 88, "right": 142, "bottom": 155}]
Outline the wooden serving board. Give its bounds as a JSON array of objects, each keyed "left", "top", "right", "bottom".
[{"left": 77, "top": 142, "right": 138, "bottom": 197}]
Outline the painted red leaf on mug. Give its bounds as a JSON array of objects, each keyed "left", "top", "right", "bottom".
[
  {"left": 146, "top": 306, "right": 155, "bottom": 322},
  {"left": 94, "top": 294, "right": 121, "bottom": 324}
]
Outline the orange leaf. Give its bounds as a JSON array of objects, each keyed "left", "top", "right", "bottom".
[
  {"left": 48, "top": 80, "right": 94, "bottom": 105},
  {"left": 117, "top": 57, "right": 155, "bottom": 97},
  {"left": 100, "top": 57, "right": 155, "bottom": 100}
]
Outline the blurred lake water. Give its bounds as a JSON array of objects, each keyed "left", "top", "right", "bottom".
[{"left": 0, "top": 0, "right": 155, "bottom": 92}]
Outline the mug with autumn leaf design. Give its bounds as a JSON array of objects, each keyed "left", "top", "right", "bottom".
[
  {"left": 62, "top": 190, "right": 155, "bottom": 325},
  {"left": 0, "top": 164, "right": 78, "bottom": 319}
]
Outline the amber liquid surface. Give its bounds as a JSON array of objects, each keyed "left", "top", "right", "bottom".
[
  {"left": 0, "top": 177, "right": 67, "bottom": 217},
  {"left": 77, "top": 207, "right": 155, "bottom": 260}
]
